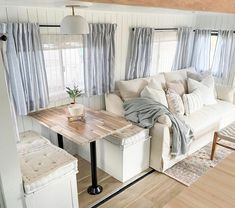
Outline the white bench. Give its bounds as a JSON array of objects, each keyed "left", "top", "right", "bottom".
[{"left": 18, "top": 131, "right": 79, "bottom": 208}]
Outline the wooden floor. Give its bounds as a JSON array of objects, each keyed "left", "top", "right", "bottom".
[{"left": 76, "top": 156, "right": 186, "bottom": 208}]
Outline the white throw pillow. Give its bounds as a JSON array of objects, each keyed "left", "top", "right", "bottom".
[
  {"left": 183, "top": 90, "right": 203, "bottom": 115},
  {"left": 117, "top": 78, "right": 148, "bottom": 101},
  {"left": 141, "top": 79, "right": 168, "bottom": 107},
  {"left": 105, "top": 93, "right": 125, "bottom": 117},
  {"left": 166, "top": 90, "right": 185, "bottom": 116},
  {"left": 187, "top": 70, "right": 211, "bottom": 82},
  {"left": 187, "top": 76, "right": 217, "bottom": 105}
]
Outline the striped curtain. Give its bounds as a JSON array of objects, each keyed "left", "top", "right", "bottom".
[
  {"left": 126, "top": 27, "right": 154, "bottom": 79},
  {"left": 0, "top": 23, "right": 49, "bottom": 115},
  {"left": 83, "top": 23, "right": 117, "bottom": 96},
  {"left": 211, "top": 30, "right": 235, "bottom": 86}
]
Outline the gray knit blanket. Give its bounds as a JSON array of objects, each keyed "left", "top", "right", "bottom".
[{"left": 123, "top": 98, "right": 194, "bottom": 156}]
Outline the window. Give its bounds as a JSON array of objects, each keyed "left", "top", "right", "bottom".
[
  {"left": 210, "top": 35, "right": 218, "bottom": 68},
  {"left": 42, "top": 35, "right": 84, "bottom": 102},
  {"left": 151, "top": 31, "right": 178, "bottom": 75}
]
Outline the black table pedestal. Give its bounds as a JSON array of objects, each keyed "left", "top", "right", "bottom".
[{"left": 87, "top": 141, "right": 103, "bottom": 195}]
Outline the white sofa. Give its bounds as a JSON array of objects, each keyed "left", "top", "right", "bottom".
[{"left": 105, "top": 69, "right": 235, "bottom": 172}]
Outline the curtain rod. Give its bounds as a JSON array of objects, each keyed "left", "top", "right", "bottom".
[
  {"left": 131, "top": 27, "right": 235, "bottom": 34},
  {"left": 39, "top": 24, "right": 60, "bottom": 28}
]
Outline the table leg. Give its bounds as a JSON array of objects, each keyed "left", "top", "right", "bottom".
[
  {"left": 57, "top": 133, "right": 64, "bottom": 149},
  {"left": 87, "top": 141, "right": 103, "bottom": 195}
]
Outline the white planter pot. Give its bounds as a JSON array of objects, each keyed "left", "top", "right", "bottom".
[{"left": 68, "top": 104, "right": 84, "bottom": 116}]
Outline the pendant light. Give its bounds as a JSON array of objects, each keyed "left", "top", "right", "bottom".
[{"left": 61, "top": 5, "right": 89, "bottom": 35}]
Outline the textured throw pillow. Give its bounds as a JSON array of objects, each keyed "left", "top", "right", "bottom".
[
  {"left": 166, "top": 90, "right": 185, "bottom": 116},
  {"left": 187, "top": 76, "right": 217, "bottom": 105},
  {"left": 141, "top": 80, "right": 168, "bottom": 107},
  {"left": 183, "top": 90, "right": 203, "bottom": 115},
  {"left": 167, "top": 80, "right": 186, "bottom": 96}
]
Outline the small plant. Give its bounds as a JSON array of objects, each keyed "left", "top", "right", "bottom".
[{"left": 66, "top": 85, "right": 82, "bottom": 104}]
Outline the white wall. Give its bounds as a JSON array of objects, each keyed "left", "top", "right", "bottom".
[
  {"left": 0, "top": 42, "right": 25, "bottom": 208},
  {"left": 1, "top": 5, "right": 235, "bottom": 154}
]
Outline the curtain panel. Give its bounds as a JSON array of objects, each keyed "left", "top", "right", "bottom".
[
  {"left": 125, "top": 27, "right": 154, "bottom": 80},
  {"left": 172, "top": 28, "right": 211, "bottom": 72},
  {"left": 172, "top": 27, "right": 194, "bottom": 71},
  {"left": 83, "top": 23, "right": 117, "bottom": 96},
  {"left": 191, "top": 29, "right": 211, "bottom": 72},
  {"left": 212, "top": 30, "right": 235, "bottom": 86},
  {"left": 0, "top": 23, "right": 49, "bottom": 116}
]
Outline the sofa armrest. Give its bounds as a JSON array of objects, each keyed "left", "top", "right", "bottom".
[
  {"left": 216, "top": 84, "right": 235, "bottom": 104},
  {"left": 149, "top": 122, "right": 171, "bottom": 172},
  {"left": 105, "top": 93, "right": 125, "bottom": 117}
]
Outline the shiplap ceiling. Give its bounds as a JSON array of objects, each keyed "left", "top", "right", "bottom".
[
  {"left": 1, "top": 0, "right": 235, "bottom": 14},
  {"left": 80, "top": 0, "right": 235, "bottom": 13}
]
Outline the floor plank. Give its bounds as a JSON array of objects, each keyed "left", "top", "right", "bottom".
[{"left": 76, "top": 155, "right": 185, "bottom": 208}]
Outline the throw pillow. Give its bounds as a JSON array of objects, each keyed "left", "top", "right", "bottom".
[
  {"left": 105, "top": 93, "right": 125, "bottom": 117},
  {"left": 187, "top": 76, "right": 217, "bottom": 105},
  {"left": 117, "top": 78, "right": 148, "bottom": 101},
  {"left": 182, "top": 90, "right": 203, "bottom": 115},
  {"left": 166, "top": 90, "right": 185, "bottom": 116},
  {"left": 167, "top": 80, "right": 186, "bottom": 96},
  {"left": 187, "top": 70, "right": 211, "bottom": 82},
  {"left": 141, "top": 80, "right": 168, "bottom": 107}
]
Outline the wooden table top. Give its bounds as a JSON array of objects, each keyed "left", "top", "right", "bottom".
[
  {"left": 29, "top": 106, "right": 132, "bottom": 145},
  {"left": 164, "top": 152, "right": 235, "bottom": 208}
]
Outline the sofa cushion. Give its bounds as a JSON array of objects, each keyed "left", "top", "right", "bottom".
[
  {"left": 188, "top": 76, "right": 217, "bottom": 105},
  {"left": 164, "top": 67, "right": 194, "bottom": 93},
  {"left": 117, "top": 78, "right": 148, "bottom": 101},
  {"left": 105, "top": 125, "right": 149, "bottom": 147},
  {"left": 187, "top": 70, "right": 211, "bottom": 82},
  {"left": 141, "top": 79, "right": 168, "bottom": 107},
  {"left": 167, "top": 80, "right": 186, "bottom": 96},
  {"left": 182, "top": 90, "right": 203, "bottom": 116},
  {"left": 105, "top": 93, "right": 125, "bottom": 117},
  {"left": 166, "top": 90, "right": 185, "bottom": 116},
  {"left": 182, "top": 100, "right": 235, "bottom": 138}
]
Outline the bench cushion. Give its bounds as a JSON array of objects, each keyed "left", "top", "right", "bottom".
[
  {"left": 18, "top": 131, "right": 77, "bottom": 194},
  {"left": 105, "top": 125, "right": 149, "bottom": 147}
]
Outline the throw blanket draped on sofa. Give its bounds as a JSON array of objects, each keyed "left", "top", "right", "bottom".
[{"left": 123, "top": 98, "right": 194, "bottom": 156}]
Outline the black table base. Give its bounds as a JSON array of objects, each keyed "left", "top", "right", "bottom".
[
  {"left": 87, "top": 141, "right": 103, "bottom": 195},
  {"left": 57, "top": 134, "right": 102, "bottom": 195}
]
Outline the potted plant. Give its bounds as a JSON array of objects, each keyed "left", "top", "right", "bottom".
[
  {"left": 66, "top": 85, "right": 84, "bottom": 117},
  {"left": 66, "top": 85, "right": 82, "bottom": 104}
]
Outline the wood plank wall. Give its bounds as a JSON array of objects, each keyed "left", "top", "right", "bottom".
[{"left": 1, "top": 6, "right": 235, "bottom": 153}]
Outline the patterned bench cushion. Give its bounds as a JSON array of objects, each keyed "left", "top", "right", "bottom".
[
  {"left": 105, "top": 125, "right": 149, "bottom": 147},
  {"left": 18, "top": 131, "right": 77, "bottom": 194}
]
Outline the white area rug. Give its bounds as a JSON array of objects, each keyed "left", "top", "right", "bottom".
[{"left": 164, "top": 141, "right": 235, "bottom": 186}]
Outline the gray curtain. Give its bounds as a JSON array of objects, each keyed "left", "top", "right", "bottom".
[
  {"left": 191, "top": 29, "right": 211, "bottom": 72},
  {"left": 172, "top": 27, "right": 194, "bottom": 70},
  {"left": 125, "top": 27, "right": 154, "bottom": 80},
  {"left": 0, "top": 23, "right": 49, "bottom": 115},
  {"left": 212, "top": 30, "right": 235, "bottom": 86},
  {"left": 83, "top": 23, "right": 117, "bottom": 96}
]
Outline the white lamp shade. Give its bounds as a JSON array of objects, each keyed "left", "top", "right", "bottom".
[{"left": 60, "top": 15, "right": 89, "bottom": 35}]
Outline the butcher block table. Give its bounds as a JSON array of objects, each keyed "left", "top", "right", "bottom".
[
  {"left": 164, "top": 152, "right": 235, "bottom": 208},
  {"left": 29, "top": 106, "right": 132, "bottom": 195}
]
